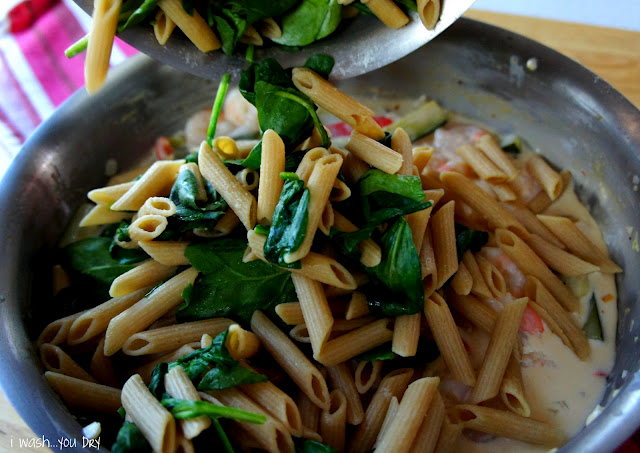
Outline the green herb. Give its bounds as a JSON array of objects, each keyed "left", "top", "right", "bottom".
[
  {"left": 393, "top": 0, "right": 418, "bottom": 12},
  {"left": 179, "top": 239, "right": 297, "bottom": 322},
  {"left": 295, "top": 438, "right": 340, "bottom": 453},
  {"left": 179, "top": 283, "right": 193, "bottom": 310},
  {"left": 246, "top": 44, "right": 255, "bottom": 63},
  {"left": 455, "top": 223, "right": 489, "bottom": 261},
  {"left": 111, "top": 422, "right": 149, "bottom": 453},
  {"left": 207, "top": 73, "right": 231, "bottom": 146},
  {"left": 263, "top": 179, "right": 310, "bottom": 268},
  {"left": 500, "top": 134, "right": 523, "bottom": 154},
  {"left": 118, "top": 0, "right": 159, "bottom": 32},
  {"left": 354, "top": 344, "right": 395, "bottom": 362},
  {"left": 162, "top": 398, "right": 267, "bottom": 424},
  {"left": 364, "top": 216, "right": 424, "bottom": 316},
  {"left": 199, "top": 361, "right": 267, "bottom": 390},
  {"left": 227, "top": 0, "right": 298, "bottom": 23},
  {"left": 254, "top": 224, "right": 270, "bottom": 235},
  {"left": 273, "top": 0, "right": 342, "bottom": 47},
  {"left": 212, "top": 418, "right": 234, "bottom": 453},
  {"left": 148, "top": 362, "right": 168, "bottom": 400},
  {"left": 64, "top": 35, "right": 88, "bottom": 58},
  {"left": 280, "top": 172, "right": 300, "bottom": 181},
  {"left": 303, "top": 54, "right": 335, "bottom": 79},
  {"left": 185, "top": 152, "right": 199, "bottom": 163},
  {"left": 583, "top": 293, "right": 603, "bottom": 341},
  {"left": 169, "top": 169, "right": 228, "bottom": 231},
  {"left": 213, "top": 9, "right": 247, "bottom": 55}
]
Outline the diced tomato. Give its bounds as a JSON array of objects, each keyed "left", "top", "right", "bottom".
[
  {"left": 326, "top": 122, "right": 352, "bottom": 138},
  {"left": 472, "top": 130, "right": 489, "bottom": 141},
  {"left": 594, "top": 371, "right": 608, "bottom": 378},
  {"left": 520, "top": 305, "right": 544, "bottom": 334},
  {"left": 373, "top": 116, "right": 393, "bottom": 127},
  {"left": 154, "top": 136, "right": 174, "bottom": 160},
  {"left": 436, "top": 161, "right": 475, "bottom": 178},
  {"left": 602, "top": 293, "right": 614, "bottom": 303}
]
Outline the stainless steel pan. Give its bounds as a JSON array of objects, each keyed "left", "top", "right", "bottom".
[{"left": 1, "top": 18, "right": 639, "bottom": 452}]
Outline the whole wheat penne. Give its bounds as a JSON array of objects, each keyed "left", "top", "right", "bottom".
[
  {"left": 376, "top": 377, "right": 440, "bottom": 453},
  {"left": 420, "top": 225, "right": 438, "bottom": 297},
  {"left": 79, "top": 203, "right": 132, "bottom": 226},
  {"left": 347, "top": 368, "right": 413, "bottom": 453},
  {"left": 135, "top": 345, "right": 195, "bottom": 383},
  {"left": 315, "top": 319, "right": 394, "bottom": 367},
  {"left": 158, "top": 0, "right": 221, "bottom": 52},
  {"left": 433, "top": 413, "right": 463, "bottom": 453},
  {"left": 297, "top": 390, "right": 321, "bottom": 433},
  {"left": 354, "top": 360, "right": 383, "bottom": 394},
  {"left": 327, "top": 363, "right": 364, "bottom": 426},
  {"left": 226, "top": 324, "right": 261, "bottom": 360},
  {"left": 194, "top": 208, "right": 240, "bottom": 238},
  {"left": 239, "top": 380, "right": 303, "bottom": 436},
  {"left": 291, "top": 274, "right": 334, "bottom": 356},
  {"left": 525, "top": 233, "right": 600, "bottom": 276},
  {"left": 475, "top": 135, "right": 519, "bottom": 181},
  {"left": 199, "top": 141, "right": 256, "bottom": 230},
  {"left": 424, "top": 293, "right": 475, "bottom": 386},
  {"left": 122, "top": 318, "right": 233, "bottom": 356},
  {"left": 257, "top": 130, "right": 286, "bottom": 225},
  {"left": 104, "top": 267, "right": 199, "bottom": 356},
  {"left": 417, "top": 0, "right": 441, "bottom": 30},
  {"left": 345, "top": 292, "right": 370, "bottom": 320},
  {"left": 84, "top": 0, "right": 121, "bottom": 93},
  {"left": 447, "top": 291, "right": 497, "bottom": 334},
  {"left": 40, "top": 343, "right": 97, "bottom": 383},
  {"left": 320, "top": 390, "right": 348, "bottom": 451},
  {"left": 138, "top": 241, "right": 189, "bottom": 266},
  {"left": 526, "top": 154, "right": 563, "bottom": 200},
  {"left": 292, "top": 68, "right": 384, "bottom": 140},
  {"left": 448, "top": 405, "right": 564, "bottom": 446},
  {"left": 88, "top": 181, "right": 135, "bottom": 204},
  {"left": 461, "top": 251, "right": 493, "bottom": 299},
  {"left": 90, "top": 337, "right": 119, "bottom": 387},
  {"left": 275, "top": 302, "right": 305, "bottom": 325},
  {"left": 451, "top": 262, "right": 473, "bottom": 295},
  {"left": 431, "top": 201, "right": 459, "bottom": 288},
  {"left": 408, "top": 392, "right": 445, "bottom": 453},
  {"left": 413, "top": 146, "right": 434, "bottom": 173},
  {"left": 319, "top": 202, "right": 335, "bottom": 235},
  {"left": 501, "top": 201, "right": 564, "bottom": 247},
  {"left": 67, "top": 287, "right": 152, "bottom": 345},
  {"left": 362, "top": 0, "right": 409, "bottom": 28},
  {"left": 392, "top": 314, "right": 421, "bottom": 357},
  {"left": 45, "top": 371, "right": 121, "bottom": 414},
  {"left": 122, "top": 374, "right": 177, "bottom": 453},
  {"left": 500, "top": 349, "right": 530, "bottom": 417},
  {"left": 110, "top": 160, "right": 184, "bottom": 211},
  {"left": 440, "top": 172, "right": 528, "bottom": 238},
  {"left": 537, "top": 215, "right": 622, "bottom": 273},
  {"left": 259, "top": 17, "right": 282, "bottom": 39},
  {"left": 333, "top": 211, "right": 382, "bottom": 267},
  {"left": 407, "top": 206, "right": 431, "bottom": 253},
  {"left": 138, "top": 196, "right": 178, "bottom": 217},
  {"left": 251, "top": 311, "right": 330, "bottom": 410},
  {"left": 165, "top": 366, "right": 211, "bottom": 439},
  {"left": 128, "top": 215, "right": 169, "bottom": 243},
  {"left": 491, "top": 183, "right": 517, "bottom": 202},
  {"left": 285, "top": 154, "right": 342, "bottom": 263},
  {"left": 296, "top": 148, "right": 330, "bottom": 183},
  {"left": 391, "top": 127, "right": 413, "bottom": 175},
  {"left": 239, "top": 23, "right": 263, "bottom": 45},
  {"left": 109, "top": 259, "right": 177, "bottom": 298},
  {"left": 470, "top": 298, "right": 527, "bottom": 404},
  {"left": 38, "top": 311, "right": 86, "bottom": 347},
  {"left": 235, "top": 168, "right": 260, "bottom": 191},
  {"left": 342, "top": 151, "right": 371, "bottom": 185},
  {"left": 153, "top": 10, "right": 176, "bottom": 45},
  {"left": 330, "top": 178, "right": 352, "bottom": 202},
  {"left": 495, "top": 229, "right": 579, "bottom": 312},
  {"left": 529, "top": 301, "right": 573, "bottom": 353},
  {"left": 346, "top": 130, "right": 403, "bottom": 174},
  {"left": 375, "top": 396, "right": 399, "bottom": 448},
  {"left": 475, "top": 254, "right": 507, "bottom": 298},
  {"left": 456, "top": 144, "right": 507, "bottom": 183}
]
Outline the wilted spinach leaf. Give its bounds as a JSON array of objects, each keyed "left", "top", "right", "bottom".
[
  {"left": 169, "top": 169, "right": 228, "bottom": 231},
  {"left": 111, "top": 422, "right": 149, "bottom": 453},
  {"left": 455, "top": 223, "right": 489, "bottom": 261},
  {"left": 303, "top": 54, "right": 335, "bottom": 79},
  {"left": 583, "top": 293, "right": 603, "bottom": 341},
  {"left": 295, "top": 438, "right": 339, "bottom": 453},
  {"left": 273, "top": 0, "right": 342, "bottom": 47}
]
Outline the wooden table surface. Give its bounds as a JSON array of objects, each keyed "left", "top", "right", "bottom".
[{"left": 1, "top": 10, "right": 640, "bottom": 452}]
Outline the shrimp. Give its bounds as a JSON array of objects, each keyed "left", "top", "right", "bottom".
[{"left": 481, "top": 247, "right": 526, "bottom": 297}]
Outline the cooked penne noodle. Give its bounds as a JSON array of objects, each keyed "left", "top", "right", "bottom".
[
  {"left": 347, "top": 368, "right": 413, "bottom": 453},
  {"left": 285, "top": 154, "right": 343, "bottom": 263},
  {"left": 345, "top": 292, "right": 370, "bottom": 320},
  {"left": 354, "top": 360, "right": 383, "bottom": 394},
  {"left": 408, "top": 392, "right": 445, "bottom": 453},
  {"left": 292, "top": 68, "right": 384, "bottom": 140},
  {"left": 40, "top": 343, "right": 97, "bottom": 383},
  {"left": 176, "top": 436, "right": 194, "bottom": 453},
  {"left": 259, "top": 17, "right": 282, "bottom": 39},
  {"left": 376, "top": 378, "right": 440, "bottom": 453},
  {"left": 320, "top": 390, "right": 348, "bottom": 452},
  {"left": 450, "top": 261, "right": 473, "bottom": 295},
  {"left": 90, "top": 337, "right": 119, "bottom": 387},
  {"left": 122, "top": 318, "right": 233, "bottom": 356},
  {"left": 199, "top": 141, "right": 256, "bottom": 230},
  {"left": 433, "top": 413, "right": 463, "bottom": 453},
  {"left": 104, "top": 267, "right": 199, "bottom": 356},
  {"left": 157, "top": 0, "right": 221, "bottom": 52},
  {"left": 296, "top": 148, "right": 330, "bottom": 183},
  {"left": 413, "top": 146, "right": 434, "bottom": 174},
  {"left": 447, "top": 291, "right": 496, "bottom": 334},
  {"left": 52, "top": 264, "right": 71, "bottom": 296},
  {"left": 448, "top": 405, "right": 564, "bottom": 446},
  {"left": 326, "top": 363, "right": 364, "bottom": 426},
  {"left": 226, "top": 324, "right": 261, "bottom": 360},
  {"left": 122, "top": 374, "right": 177, "bottom": 453},
  {"left": 67, "top": 287, "right": 151, "bottom": 345},
  {"left": 297, "top": 390, "right": 321, "bottom": 433},
  {"left": 194, "top": 208, "right": 241, "bottom": 238},
  {"left": 138, "top": 241, "right": 189, "bottom": 266},
  {"left": 424, "top": 293, "right": 475, "bottom": 386},
  {"left": 128, "top": 214, "right": 169, "bottom": 242},
  {"left": 153, "top": 10, "right": 176, "bottom": 45},
  {"left": 417, "top": 0, "right": 441, "bottom": 30},
  {"left": 392, "top": 313, "right": 421, "bottom": 357},
  {"left": 235, "top": 168, "right": 260, "bottom": 191},
  {"left": 38, "top": 311, "right": 86, "bottom": 347},
  {"left": 501, "top": 201, "right": 564, "bottom": 247},
  {"left": 407, "top": 206, "right": 431, "bottom": 253},
  {"left": 138, "top": 196, "right": 177, "bottom": 217},
  {"left": 88, "top": 181, "right": 135, "bottom": 204},
  {"left": 80, "top": 203, "right": 132, "bottom": 226},
  {"left": 342, "top": 151, "right": 371, "bottom": 185},
  {"left": 391, "top": 127, "right": 414, "bottom": 175},
  {"left": 85, "top": 0, "right": 121, "bottom": 93},
  {"left": 110, "top": 160, "right": 184, "bottom": 211},
  {"left": 529, "top": 301, "right": 573, "bottom": 354},
  {"left": 257, "top": 130, "right": 285, "bottom": 225},
  {"left": 315, "top": 319, "right": 394, "bottom": 367},
  {"left": 362, "top": 0, "right": 409, "bottom": 28},
  {"left": 165, "top": 366, "right": 211, "bottom": 439},
  {"left": 292, "top": 274, "right": 334, "bottom": 356},
  {"left": 346, "top": 130, "right": 403, "bottom": 174},
  {"left": 376, "top": 396, "right": 399, "bottom": 448},
  {"left": 45, "top": 371, "right": 121, "bottom": 413},
  {"left": 109, "top": 259, "right": 177, "bottom": 298},
  {"left": 495, "top": 229, "right": 580, "bottom": 312},
  {"left": 431, "top": 201, "right": 459, "bottom": 288},
  {"left": 420, "top": 225, "right": 438, "bottom": 297},
  {"left": 212, "top": 136, "right": 240, "bottom": 160},
  {"left": 492, "top": 183, "right": 517, "bottom": 202},
  {"left": 537, "top": 215, "right": 622, "bottom": 273},
  {"left": 330, "top": 178, "right": 352, "bottom": 202},
  {"left": 333, "top": 211, "right": 382, "bottom": 267},
  {"left": 275, "top": 302, "right": 305, "bottom": 325},
  {"left": 470, "top": 298, "right": 527, "bottom": 404},
  {"left": 461, "top": 251, "right": 493, "bottom": 299},
  {"left": 240, "top": 380, "right": 303, "bottom": 436},
  {"left": 526, "top": 154, "right": 563, "bottom": 200},
  {"left": 500, "top": 349, "right": 530, "bottom": 417},
  {"left": 239, "top": 23, "right": 263, "bottom": 46},
  {"left": 525, "top": 233, "right": 600, "bottom": 276},
  {"left": 475, "top": 254, "right": 507, "bottom": 298},
  {"left": 456, "top": 144, "right": 508, "bottom": 183},
  {"left": 475, "top": 135, "right": 519, "bottom": 181},
  {"left": 135, "top": 345, "right": 195, "bottom": 383},
  {"left": 319, "top": 202, "right": 335, "bottom": 236},
  {"left": 251, "top": 311, "right": 330, "bottom": 410}
]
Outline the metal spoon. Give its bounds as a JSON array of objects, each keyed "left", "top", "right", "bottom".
[{"left": 74, "top": 0, "right": 475, "bottom": 80}]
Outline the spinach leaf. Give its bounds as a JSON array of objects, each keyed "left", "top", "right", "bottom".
[
  {"left": 359, "top": 169, "right": 426, "bottom": 200},
  {"left": 455, "top": 223, "right": 489, "bottom": 262},
  {"left": 364, "top": 217, "right": 424, "bottom": 316},
  {"left": 109, "top": 220, "right": 149, "bottom": 264},
  {"left": 117, "top": 0, "right": 158, "bottom": 32},
  {"left": 162, "top": 398, "right": 267, "bottom": 424},
  {"left": 583, "top": 293, "right": 603, "bottom": 341},
  {"left": 303, "top": 54, "right": 335, "bottom": 79},
  {"left": 500, "top": 134, "right": 523, "bottom": 154},
  {"left": 295, "top": 438, "right": 339, "bottom": 453},
  {"left": 263, "top": 177, "right": 310, "bottom": 268},
  {"left": 169, "top": 169, "right": 228, "bottom": 231},
  {"left": 213, "top": 10, "right": 247, "bottom": 56},
  {"left": 273, "top": 0, "right": 342, "bottom": 47},
  {"left": 199, "top": 362, "right": 267, "bottom": 390},
  {"left": 148, "top": 362, "right": 168, "bottom": 400},
  {"left": 185, "top": 152, "right": 199, "bottom": 163},
  {"left": 180, "top": 239, "right": 297, "bottom": 322},
  {"left": 111, "top": 422, "right": 149, "bottom": 453},
  {"left": 354, "top": 344, "right": 395, "bottom": 362}
]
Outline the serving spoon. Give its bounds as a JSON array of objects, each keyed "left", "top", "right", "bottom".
[{"left": 73, "top": 0, "right": 476, "bottom": 80}]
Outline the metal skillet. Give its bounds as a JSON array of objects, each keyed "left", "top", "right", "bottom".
[
  {"left": 73, "top": 0, "right": 475, "bottom": 80},
  {"left": 1, "top": 18, "right": 640, "bottom": 453}
]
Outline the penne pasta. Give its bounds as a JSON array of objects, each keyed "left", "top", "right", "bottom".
[
  {"left": 157, "top": 0, "right": 221, "bottom": 52},
  {"left": 362, "top": 0, "right": 409, "bottom": 28},
  {"left": 79, "top": 203, "right": 132, "bottom": 226},
  {"left": 164, "top": 366, "right": 211, "bottom": 439},
  {"left": 138, "top": 241, "right": 189, "bottom": 266},
  {"left": 326, "top": 363, "right": 364, "bottom": 426},
  {"left": 110, "top": 160, "right": 184, "bottom": 211},
  {"left": 431, "top": 201, "right": 459, "bottom": 288},
  {"left": 417, "top": 0, "right": 441, "bottom": 30},
  {"left": 45, "top": 371, "right": 121, "bottom": 414},
  {"left": 526, "top": 154, "right": 563, "bottom": 200},
  {"left": 292, "top": 274, "right": 334, "bottom": 356},
  {"left": 500, "top": 348, "right": 530, "bottom": 417},
  {"left": 40, "top": 343, "right": 97, "bottom": 383},
  {"left": 90, "top": 337, "right": 119, "bottom": 387},
  {"left": 392, "top": 313, "right": 421, "bottom": 357},
  {"left": 320, "top": 390, "right": 348, "bottom": 452},
  {"left": 408, "top": 392, "right": 445, "bottom": 453},
  {"left": 226, "top": 324, "right": 261, "bottom": 360},
  {"left": 109, "top": 259, "right": 177, "bottom": 298},
  {"left": 525, "top": 233, "right": 600, "bottom": 276},
  {"left": 354, "top": 360, "right": 383, "bottom": 394},
  {"left": 257, "top": 129, "right": 286, "bottom": 225},
  {"left": 85, "top": 0, "right": 121, "bottom": 93},
  {"left": 153, "top": 10, "right": 176, "bottom": 45},
  {"left": 346, "top": 130, "right": 403, "bottom": 174},
  {"left": 239, "top": 380, "right": 303, "bottom": 436}
]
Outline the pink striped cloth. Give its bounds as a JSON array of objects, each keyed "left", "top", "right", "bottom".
[{"left": 0, "top": 0, "right": 136, "bottom": 179}]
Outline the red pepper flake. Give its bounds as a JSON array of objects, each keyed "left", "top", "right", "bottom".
[
  {"left": 326, "top": 122, "right": 352, "bottom": 138},
  {"left": 594, "top": 371, "right": 608, "bottom": 378},
  {"left": 520, "top": 305, "right": 545, "bottom": 334},
  {"left": 373, "top": 116, "right": 393, "bottom": 127},
  {"left": 602, "top": 294, "right": 614, "bottom": 302},
  {"left": 154, "top": 136, "right": 174, "bottom": 161}
]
